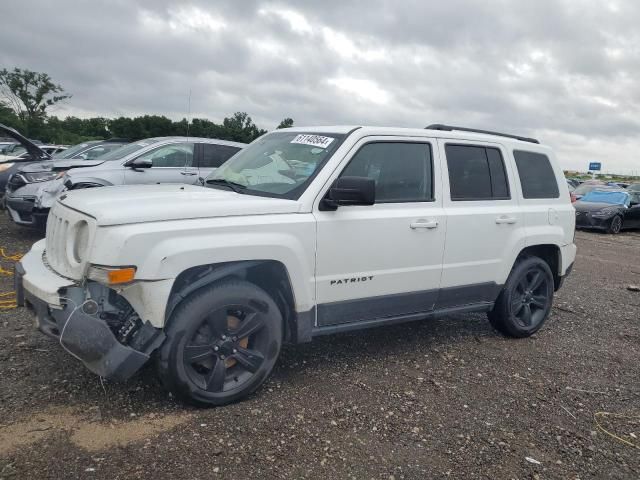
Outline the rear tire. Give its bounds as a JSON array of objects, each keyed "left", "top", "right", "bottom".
[
  {"left": 488, "top": 257, "right": 554, "bottom": 338},
  {"left": 607, "top": 215, "right": 622, "bottom": 234},
  {"left": 157, "top": 280, "right": 282, "bottom": 407}
]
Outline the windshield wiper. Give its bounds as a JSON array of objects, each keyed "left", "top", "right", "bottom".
[{"left": 206, "top": 178, "right": 247, "bottom": 193}]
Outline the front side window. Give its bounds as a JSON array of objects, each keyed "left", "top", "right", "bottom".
[
  {"left": 136, "top": 142, "right": 194, "bottom": 168},
  {"left": 200, "top": 144, "right": 242, "bottom": 168},
  {"left": 513, "top": 150, "right": 560, "bottom": 199},
  {"left": 340, "top": 142, "right": 433, "bottom": 203},
  {"left": 446, "top": 145, "right": 510, "bottom": 201},
  {"left": 206, "top": 131, "right": 345, "bottom": 199}
]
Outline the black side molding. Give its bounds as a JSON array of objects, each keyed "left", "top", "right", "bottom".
[{"left": 426, "top": 124, "right": 539, "bottom": 144}]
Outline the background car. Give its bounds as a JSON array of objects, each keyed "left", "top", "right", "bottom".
[
  {"left": 566, "top": 178, "right": 581, "bottom": 189},
  {"left": 572, "top": 181, "right": 618, "bottom": 200},
  {"left": 574, "top": 190, "right": 640, "bottom": 234},
  {"left": 566, "top": 179, "right": 577, "bottom": 203},
  {"left": 1, "top": 139, "right": 129, "bottom": 205},
  {"left": 0, "top": 124, "right": 51, "bottom": 203},
  {"left": 6, "top": 136, "right": 244, "bottom": 229},
  {"left": 627, "top": 183, "right": 640, "bottom": 193}
]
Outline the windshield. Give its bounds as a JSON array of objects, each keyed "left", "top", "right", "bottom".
[
  {"left": 97, "top": 138, "right": 163, "bottom": 161},
  {"left": 581, "top": 190, "right": 629, "bottom": 205},
  {"left": 53, "top": 141, "right": 97, "bottom": 159},
  {"left": 205, "top": 131, "right": 346, "bottom": 199}
]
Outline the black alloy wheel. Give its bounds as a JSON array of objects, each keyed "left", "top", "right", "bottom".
[
  {"left": 158, "top": 280, "right": 282, "bottom": 406},
  {"left": 608, "top": 215, "right": 622, "bottom": 234},
  {"left": 183, "top": 304, "right": 267, "bottom": 393},
  {"left": 510, "top": 267, "right": 551, "bottom": 329},
  {"left": 488, "top": 256, "right": 554, "bottom": 338}
]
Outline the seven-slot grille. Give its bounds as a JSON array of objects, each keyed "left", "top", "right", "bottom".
[
  {"left": 44, "top": 204, "right": 92, "bottom": 280},
  {"left": 45, "top": 209, "right": 70, "bottom": 276}
]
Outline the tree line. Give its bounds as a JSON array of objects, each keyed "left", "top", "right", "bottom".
[{"left": 0, "top": 67, "right": 294, "bottom": 145}]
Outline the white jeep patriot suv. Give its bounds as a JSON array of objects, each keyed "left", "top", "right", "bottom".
[{"left": 16, "top": 124, "right": 576, "bottom": 406}]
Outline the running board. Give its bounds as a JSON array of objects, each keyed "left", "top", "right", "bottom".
[{"left": 311, "top": 302, "right": 494, "bottom": 337}]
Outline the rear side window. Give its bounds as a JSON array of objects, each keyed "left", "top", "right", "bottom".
[
  {"left": 513, "top": 150, "right": 559, "bottom": 199},
  {"left": 200, "top": 144, "right": 242, "bottom": 168},
  {"left": 446, "top": 145, "right": 510, "bottom": 200}
]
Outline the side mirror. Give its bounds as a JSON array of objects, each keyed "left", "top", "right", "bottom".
[
  {"left": 321, "top": 176, "right": 375, "bottom": 210},
  {"left": 129, "top": 157, "right": 152, "bottom": 170}
]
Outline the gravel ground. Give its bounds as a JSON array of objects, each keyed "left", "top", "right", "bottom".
[{"left": 0, "top": 214, "right": 639, "bottom": 479}]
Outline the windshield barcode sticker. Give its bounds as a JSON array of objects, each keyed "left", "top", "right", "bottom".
[{"left": 291, "top": 134, "right": 335, "bottom": 149}]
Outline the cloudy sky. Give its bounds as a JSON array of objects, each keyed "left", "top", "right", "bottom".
[{"left": 2, "top": 0, "right": 639, "bottom": 173}]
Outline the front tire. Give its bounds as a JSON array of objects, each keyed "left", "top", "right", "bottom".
[
  {"left": 157, "top": 280, "right": 282, "bottom": 406},
  {"left": 488, "top": 257, "right": 554, "bottom": 338},
  {"left": 607, "top": 215, "right": 622, "bottom": 234}
]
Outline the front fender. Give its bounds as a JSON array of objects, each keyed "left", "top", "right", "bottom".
[{"left": 90, "top": 215, "right": 317, "bottom": 317}]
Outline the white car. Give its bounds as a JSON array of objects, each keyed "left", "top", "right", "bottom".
[{"left": 17, "top": 124, "right": 576, "bottom": 406}]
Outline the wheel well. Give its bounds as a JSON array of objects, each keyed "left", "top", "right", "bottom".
[
  {"left": 166, "top": 260, "right": 299, "bottom": 342},
  {"left": 516, "top": 244, "right": 561, "bottom": 290}
]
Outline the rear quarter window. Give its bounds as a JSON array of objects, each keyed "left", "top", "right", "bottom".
[{"left": 513, "top": 150, "right": 560, "bottom": 199}]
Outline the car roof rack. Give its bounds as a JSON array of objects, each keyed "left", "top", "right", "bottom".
[{"left": 425, "top": 124, "right": 539, "bottom": 144}]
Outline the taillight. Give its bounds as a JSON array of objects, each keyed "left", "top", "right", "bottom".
[{"left": 570, "top": 192, "right": 577, "bottom": 203}]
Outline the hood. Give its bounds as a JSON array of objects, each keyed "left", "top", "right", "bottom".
[
  {"left": 574, "top": 201, "right": 624, "bottom": 213},
  {"left": 20, "top": 158, "right": 107, "bottom": 173},
  {"left": 57, "top": 184, "right": 302, "bottom": 226},
  {"left": 0, "top": 123, "right": 49, "bottom": 161}
]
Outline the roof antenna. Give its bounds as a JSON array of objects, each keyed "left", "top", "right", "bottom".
[
  {"left": 184, "top": 88, "right": 192, "bottom": 178},
  {"left": 186, "top": 88, "right": 192, "bottom": 139}
]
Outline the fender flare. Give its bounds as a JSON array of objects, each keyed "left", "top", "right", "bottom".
[{"left": 165, "top": 260, "right": 262, "bottom": 321}]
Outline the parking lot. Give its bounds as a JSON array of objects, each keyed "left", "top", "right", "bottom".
[{"left": 0, "top": 215, "right": 638, "bottom": 479}]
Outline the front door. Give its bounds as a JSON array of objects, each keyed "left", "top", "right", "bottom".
[
  {"left": 625, "top": 193, "right": 640, "bottom": 228},
  {"left": 314, "top": 138, "right": 446, "bottom": 326},
  {"left": 124, "top": 142, "right": 198, "bottom": 185}
]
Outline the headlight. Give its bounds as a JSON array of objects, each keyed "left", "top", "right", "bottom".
[
  {"left": 592, "top": 207, "right": 619, "bottom": 217},
  {"left": 87, "top": 265, "right": 137, "bottom": 285},
  {"left": 0, "top": 163, "right": 14, "bottom": 172},
  {"left": 68, "top": 220, "right": 90, "bottom": 264},
  {"left": 24, "top": 171, "right": 66, "bottom": 183}
]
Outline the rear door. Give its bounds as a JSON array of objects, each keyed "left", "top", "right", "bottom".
[
  {"left": 196, "top": 143, "right": 243, "bottom": 179},
  {"left": 123, "top": 142, "right": 198, "bottom": 185},
  {"left": 437, "top": 140, "right": 523, "bottom": 307}
]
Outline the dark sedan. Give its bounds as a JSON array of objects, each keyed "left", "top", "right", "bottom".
[{"left": 574, "top": 190, "right": 640, "bottom": 234}]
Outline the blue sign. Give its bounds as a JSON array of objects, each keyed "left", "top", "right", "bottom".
[{"left": 589, "top": 162, "right": 602, "bottom": 171}]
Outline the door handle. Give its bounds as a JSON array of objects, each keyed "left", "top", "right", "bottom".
[
  {"left": 410, "top": 220, "right": 439, "bottom": 229},
  {"left": 495, "top": 216, "right": 517, "bottom": 224},
  {"left": 180, "top": 171, "right": 198, "bottom": 176}
]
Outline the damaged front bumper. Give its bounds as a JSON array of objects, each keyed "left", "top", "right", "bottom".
[
  {"left": 15, "top": 241, "right": 165, "bottom": 380},
  {"left": 6, "top": 196, "right": 49, "bottom": 228},
  {"left": 6, "top": 180, "right": 63, "bottom": 228}
]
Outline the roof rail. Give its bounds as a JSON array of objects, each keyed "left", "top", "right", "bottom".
[{"left": 425, "top": 124, "right": 539, "bottom": 144}]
